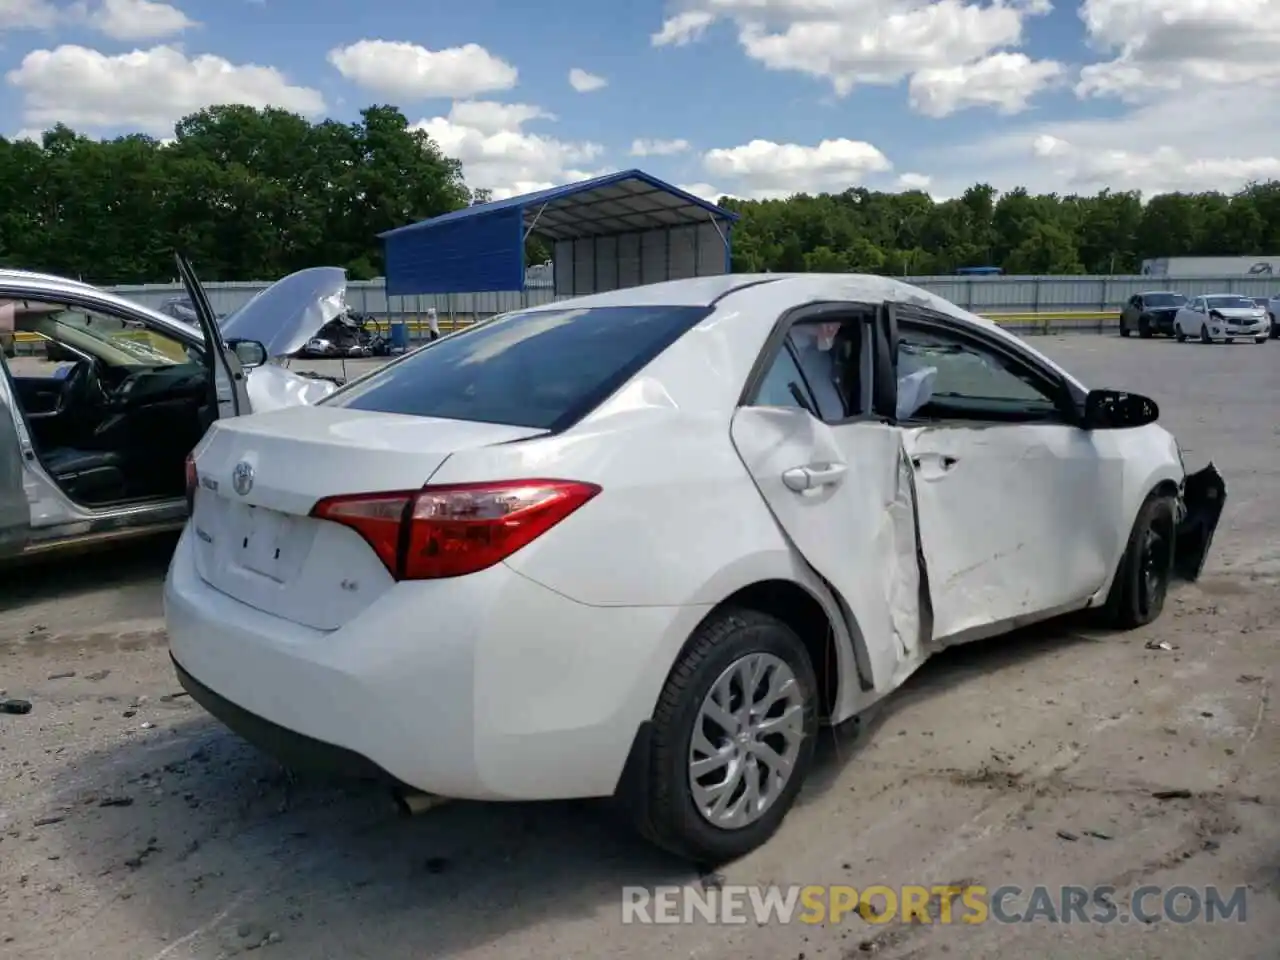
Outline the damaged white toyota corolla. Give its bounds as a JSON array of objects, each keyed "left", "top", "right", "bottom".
[{"left": 165, "top": 273, "right": 1225, "bottom": 864}]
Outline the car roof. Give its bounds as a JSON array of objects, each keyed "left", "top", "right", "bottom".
[
  {"left": 520, "top": 272, "right": 1004, "bottom": 332},
  {"left": 1138, "top": 290, "right": 1183, "bottom": 296}
]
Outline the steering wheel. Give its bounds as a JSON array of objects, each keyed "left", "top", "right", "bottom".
[{"left": 59, "top": 358, "right": 109, "bottom": 411}]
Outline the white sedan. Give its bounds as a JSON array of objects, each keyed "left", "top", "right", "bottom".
[
  {"left": 1172, "top": 294, "right": 1269, "bottom": 343},
  {"left": 165, "top": 274, "right": 1226, "bottom": 864}
]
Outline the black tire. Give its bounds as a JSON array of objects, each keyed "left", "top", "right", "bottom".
[
  {"left": 1119, "top": 319, "right": 1130, "bottom": 337},
  {"left": 1174, "top": 322, "right": 1186, "bottom": 343},
  {"left": 1269, "top": 314, "right": 1277, "bottom": 339},
  {"left": 1097, "top": 493, "right": 1176, "bottom": 630},
  {"left": 1200, "top": 323, "right": 1212, "bottom": 344},
  {"left": 621, "top": 607, "right": 819, "bottom": 864},
  {"left": 1138, "top": 316, "right": 1152, "bottom": 338}
]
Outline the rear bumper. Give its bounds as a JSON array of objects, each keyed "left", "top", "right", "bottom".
[
  {"left": 163, "top": 527, "right": 703, "bottom": 801},
  {"left": 173, "top": 653, "right": 394, "bottom": 782},
  {"left": 1174, "top": 462, "right": 1227, "bottom": 582}
]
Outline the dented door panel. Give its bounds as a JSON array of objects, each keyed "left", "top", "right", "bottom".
[
  {"left": 731, "top": 408, "right": 925, "bottom": 690},
  {"left": 903, "top": 422, "right": 1122, "bottom": 644}
]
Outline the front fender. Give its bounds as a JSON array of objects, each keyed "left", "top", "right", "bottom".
[{"left": 1174, "top": 462, "right": 1227, "bottom": 581}]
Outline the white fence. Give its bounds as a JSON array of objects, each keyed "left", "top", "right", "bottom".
[{"left": 106, "top": 272, "right": 1280, "bottom": 326}]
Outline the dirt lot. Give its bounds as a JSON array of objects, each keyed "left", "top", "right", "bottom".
[{"left": 1, "top": 337, "right": 1277, "bottom": 959}]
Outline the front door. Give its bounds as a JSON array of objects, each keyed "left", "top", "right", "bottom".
[
  {"left": 731, "top": 307, "right": 924, "bottom": 690},
  {"left": 174, "top": 252, "right": 250, "bottom": 419},
  {"left": 888, "top": 304, "right": 1119, "bottom": 643},
  {"left": 0, "top": 304, "right": 32, "bottom": 553}
]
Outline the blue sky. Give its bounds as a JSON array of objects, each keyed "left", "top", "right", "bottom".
[{"left": 2, "top": 0, "right": 1278, "bottom": 200}]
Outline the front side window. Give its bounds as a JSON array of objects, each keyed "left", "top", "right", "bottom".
[
  {"left": 896, "top": 324, "right": 1061, "bottom": 422},
  {"left": 1142, "top": 293, "right": 1185, "bottom": 308},
  {"left": 325, "top": 304, "right": 711, "bottom": 431}
]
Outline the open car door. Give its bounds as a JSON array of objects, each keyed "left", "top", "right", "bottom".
[{"left": 174, "top": 252, "right": 250, "bottom": 420}]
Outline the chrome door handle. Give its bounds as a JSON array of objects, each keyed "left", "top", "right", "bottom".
[{"left": 782, "top": 462, "right": 848, "bottom": 492}]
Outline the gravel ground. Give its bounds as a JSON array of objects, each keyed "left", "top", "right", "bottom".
[{"left": 0, "top": 336, "right": 1277, "bottom": 959}]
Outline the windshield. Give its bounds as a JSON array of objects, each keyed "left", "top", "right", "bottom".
[
  {"left": 1206, "top": 296, "right": 1257, "bottom": 310},
  {"left": 24, "top": 310, "right": 186, "bottom": 366},
  {"left": 1143, "top": 293, "right": 1185, "bottom": 307},
  {"left": 325, "top": 304, "right": 712, "bottom": 430}
]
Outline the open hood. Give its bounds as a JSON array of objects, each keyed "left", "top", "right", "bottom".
[{"left": 219, "top": 266, "right": 347, "bottom": 359}]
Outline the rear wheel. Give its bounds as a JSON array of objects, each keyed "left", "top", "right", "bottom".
[
  {"left": 1097, "top": 493, "right": 1176, "bottom": 630},
  {"left": 621, "top": 608, "right": 818, "bottom": 864}
]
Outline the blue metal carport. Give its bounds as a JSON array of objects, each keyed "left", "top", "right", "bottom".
[{"left": 379, "top": 169, "right": 739, "bottom": 298}]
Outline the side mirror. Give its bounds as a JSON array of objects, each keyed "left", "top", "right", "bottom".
[
  {"left": 229, "top": 339, "right": 268, "bottom": 369},
  {"left": 1082, "top": 388, "right": 1159, "bottom": 430}
]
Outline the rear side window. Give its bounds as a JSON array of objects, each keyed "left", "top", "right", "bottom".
[{"left": 325, "top": 304, "right": 711, "bottom": 431}]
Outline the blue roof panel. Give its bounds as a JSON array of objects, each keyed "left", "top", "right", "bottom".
[{"left": 379, "top": 169, "right": 738, "bottom": 239}]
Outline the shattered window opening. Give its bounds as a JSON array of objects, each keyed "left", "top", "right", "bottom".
[{"left": 896, "top": 324, "right": 1060, "bottom": 421}]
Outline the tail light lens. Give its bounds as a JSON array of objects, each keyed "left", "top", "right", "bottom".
[
  {"left": 310, "top": 479, "right": 600, "bottom": 580},
  {"left": 184, "top": 453, "right": 198, "bottom": 512}
]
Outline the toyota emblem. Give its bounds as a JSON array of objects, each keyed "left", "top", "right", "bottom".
[{"left": 232, "top": 461, "right": 254, "bottom": 496}]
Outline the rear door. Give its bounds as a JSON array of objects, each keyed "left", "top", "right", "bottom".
[
  {"left": 174, "top": 252, "right": 250, "bottom": 418},
  {"left": 731, "top": 305, "right": 925, "bottom": 689},
  {"left": 886, "top": 302, "right": 1120, "bottom": 643}
]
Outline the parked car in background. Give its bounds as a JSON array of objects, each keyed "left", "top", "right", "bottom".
[
  {"left": 0, "top": 255, "right": 348, "bottom": 560},
  {"left": 1172, "top": 294, "right": 1269, "bottom": 343},
  {"left": 166, "top": 272, "right": 1225, "bottom": 864},
  {"left": 1119, "top": 291, "right": 1187, "bottom": 338}
]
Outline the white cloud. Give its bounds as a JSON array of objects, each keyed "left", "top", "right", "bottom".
[
  {"left": 703, "top": 137, "right": 892, "bottom": 199},
  {"left": 412, "top": 100, "right": 604, "bottom": 200},
  {"left": 651, "top": 0, "right": 1059, "bottom": 113},
  {"left": 1, "top": 0, "right": 196, "bottom": 37},
  {"left": 677, "top": 182, "right": 728, "bottom": 202},
  {"left": 567, "top": 67, "right": 607, "bottom": 92},
  {"left": 651, "top": 10, "right": 714, "bottom": 46},
  {"left": 5, "top": 44, "right": 325, "bottom": 136},
  {"left": 328, "top": 40, "right": 517, "bottom": 100},
  {"left": 915, "top": 0, "right": 1280, "bottom": 196},
  {"left": 1076, "top": 0, "right": 1280, "bottom": 102},
  {"left": 909, "top": 51, "right": 1063, "bottom": 117},
  {"left": 895, "top": 172, "right": 932, "bottom": 190},
  {"left": 84, "top": 0, "right": 196, "bottom": 40},
  {"left": 0, "top": 0, "right": 57, "bottom": 29},
  {"left": 630, "top": 137, "right": 689, "bottom": 156},
  {"left": 933, "top": 80, "right": 1280, "bottom": 196}
]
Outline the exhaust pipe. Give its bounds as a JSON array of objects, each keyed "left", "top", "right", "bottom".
[{"left": 393, "top": 788, "right": 449, "bottom": 817}]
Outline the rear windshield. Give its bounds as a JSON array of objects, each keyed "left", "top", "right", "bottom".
[
  {"left": 324, "top": 304, "right": 712, "bottom": 430},
  {"left": 1143, "top": 293, "right": 1185, "bottom": 307},
  {"left": 1206, "top": 296, "right": 1256, "bottom": 310}
]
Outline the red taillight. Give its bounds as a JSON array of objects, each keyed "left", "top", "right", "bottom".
[
  {"left": 310, "top": 480, "right": 600, "bottom": 580},
  {"left": 184, "top": 454, "right": 198, "bottom": 511}
]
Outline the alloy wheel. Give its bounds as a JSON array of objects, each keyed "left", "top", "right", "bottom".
[{"left": 688, "top": 652, "right": 806, "bottom": 830}]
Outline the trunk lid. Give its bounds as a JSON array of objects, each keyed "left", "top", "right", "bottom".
[{"left": 188, "top": 406, "right": 547, "bottom": 629}]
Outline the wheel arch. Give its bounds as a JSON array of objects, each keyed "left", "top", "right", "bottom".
[{"left": 677, "top": 577, "right": 865, "bottom": 724}]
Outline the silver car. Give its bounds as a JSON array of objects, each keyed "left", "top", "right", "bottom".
[
  {"left": 1171, "top": 294, "right": 1270, "bottom": 344},
  {"left": 0, "top": 254, "right": 348, "bottom": 560}
]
